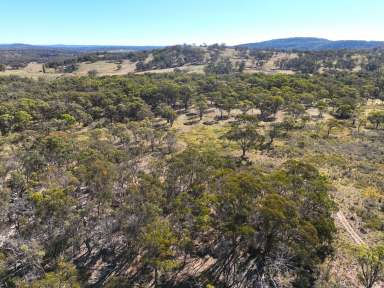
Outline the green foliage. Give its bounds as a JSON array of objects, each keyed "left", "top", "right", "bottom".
[
  {"left": 0, "top": 113, "right": 13, "bottom": 135},
  {"left": 224, "top": 124, "right": 264, "bottom": 158},
  {"left": 30, "top": 187, "right": 74, "bottom": 219},
  {"left": 142, "top": 217, "right": 180, "bottom": 286},
  {"left": 136, "top": 45, "right": 205, "bottom": 71},
  {"left": 368, "top": 110, "right": 384, "bottom": 129},
  {"left": 77, "top": 157, "right": 117, "bottom": 210},
  {"left": 334, "top": 103, "right": 354, "bottom": 119},
  {"left": 60, "top": 113, "right": 76, "bottom": 127},
  {"left": 205, "top": 57, "right": 233, "bottom": 74},
  {"left": 0, "top": 68, "right": 379, "bottom": 287},
  {"left": 21, "top": 258, "right": 80, "bottom": 288},
  {"left": 195, "top": 95, "right": 208, "bottom": 120},
  {"left": 157, "top": 104, "right": 177, "bottom": 126},
  {"left": 356, "top": 245, "right": 384, "bottom": 288},
  {"left": 14, "top": 110, "right": 32, "bottom": 130},
  {"left": 208, "top": 160, "right": 335, "bottom": 286},
  {"left": 257, "top": 95, "right": 284, "bottom": 121}
]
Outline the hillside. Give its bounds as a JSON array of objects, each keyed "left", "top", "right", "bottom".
[
  {"left": 0, "top": 59, "right": 383, "bottom": 287},
  {"left": 2, "top": 0, "right": 384, "bottom": 285},
  {"left": 238, "top": 37, "right": 384, "bottom": 50},
  {"left": 0, "top": 44, "right": 162, "bottom": 70},
  {"left": 3, "top": 43, "right": 384, "bottom": 78}
]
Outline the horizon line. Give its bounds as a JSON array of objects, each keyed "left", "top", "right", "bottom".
[{"left": 2, "top": 37, "right": 384, "bottom": 47}]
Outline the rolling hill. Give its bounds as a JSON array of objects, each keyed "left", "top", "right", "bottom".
[
  {"left": 237, "top": 37, "right": 384, "bottom": 50},
  {"left": 0, "top": 43, "right": 163, "bottom": 52}
]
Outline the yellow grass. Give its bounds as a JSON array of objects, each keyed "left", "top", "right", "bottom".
[
  {"left": 75, "top": 60, "right": 136, "bottom": 76},
  {"left": 0, "top": 62, "right": 61, "bottom": 79}
]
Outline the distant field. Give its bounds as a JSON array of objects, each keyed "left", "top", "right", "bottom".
[
  {"left": 75, "top": 60, "right": 136, "bottom": 76},
  {"left": 2, "top": 47, "right": 364, "bottom": 78},
  {"left": 0, "top": 62, "right": 60, "bottom": 79},
  {"left": 0, "top": 61, "right": 207, "bottom": 78},
  {"left": 0, "top": 48, "right": 300, "bottom": 78},
  {"left": 0, "top": 60, "right": 137, "bottom": 78},
  {"left": 136, "top": 64, "right": 206, "bottom": 75}
]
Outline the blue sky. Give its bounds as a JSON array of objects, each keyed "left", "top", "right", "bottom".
[{"left": 1, "top": 0, "right": 383, "bottom": 45}]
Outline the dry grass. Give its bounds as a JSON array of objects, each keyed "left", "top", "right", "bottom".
[
  {"left": 0, "top": 62, "right": 61, "bottom": 79},
  {"left": 0, "top": 60, "right": 138, "bottom": 79},
  {"left": 136, "top": 64, "right": 206, "bottom": 75},
  {"left": 75, "top": 60, "right": 136, "bottom": 76}
]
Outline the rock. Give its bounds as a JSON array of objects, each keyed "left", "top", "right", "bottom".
[
  {"left": 203, "top": 120, "right": 218, "bottom": 126},
  {"left": 359, "top": 227, "right": 367, "bottom": 234},
  {"left": 184, "top": 120, "right": 200, "bottom": 126}
]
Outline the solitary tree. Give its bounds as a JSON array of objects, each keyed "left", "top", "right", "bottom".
[
  {"left": 195, "top": 96, "right": 208, "bottom": 120},
  {"left": 14, "top": 110, "right": 32, "bottom": 131},
  {"left": 287, "top": 103, "right": 306, "bottom": 119},
  {"left": 0, "top": 114, "right": 13, "bottom": 135},
  {"left": 258, "top": 95, "right": 284, "bottom": 121},
  {"left": 239, "top": 100, "right": 253, "bottom": 115},
  {"left": 158, "top": 104, "right": 177, "bottom": 127},
  {"left": 357, "top": 117, "right": 367, "bottom": 133},
  {"left": 316, "top": 100, "right": 327, "bottom": 118},
  {"left": 88, "top": 69, "right": 98, "bottom": 77},
  {"left": 224, "top": 124, "right": 264, "bottom": 159},
  {"left": 238, "top": 60, "right": 246, "bottom": 73},
  {"left": 142, "top": 218, "right": 179, "bottom": 287},
  {"left": 180, "top": 85, "right": 193, "bottom": 111},
  {"left": 326, "top": 118, "right": 342, "bottom": 137},
  {"left": 368, "top": 111, "right": 384, "bottom": 129}
]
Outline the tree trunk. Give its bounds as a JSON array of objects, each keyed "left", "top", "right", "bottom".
[
  {"left": 85, "top": 238, "right": 92, "bottom": 255},
  {"left": 154, "top": 267, "right": 158, "bottom": 287},
  {"left": 241, "top": 147, "right": 246, "bottom": 159}
]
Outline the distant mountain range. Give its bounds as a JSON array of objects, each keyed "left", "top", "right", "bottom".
[
  {"left": 237, "top": 37, "right": 384, "bottom": 51},
  {"left": 1, "top": 38, "right": 384, "bottom": 52},
  {"left": 0, "top": 43, "right": 163, "bottom": 52}
]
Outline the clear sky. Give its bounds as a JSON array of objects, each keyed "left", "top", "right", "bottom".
[{"left": 1, "top": 0, "right": 383, "bottom": 45}]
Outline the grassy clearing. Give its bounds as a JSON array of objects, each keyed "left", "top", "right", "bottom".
[
  {"left": 0, "top": 62, "right": 61, "bottom": 79},
  {"left": 0, "top": 60, "right": 138, "bottom": 78},
  {"left": 177, "top": 123, "right": 229, "bottom": 148},
  {"left": 75, "top": 60, "right": 136, "bottom": 76}
]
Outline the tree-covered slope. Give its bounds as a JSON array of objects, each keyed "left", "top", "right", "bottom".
[{"left": 238, "top": 37, "right": 384, "bottom": 50}]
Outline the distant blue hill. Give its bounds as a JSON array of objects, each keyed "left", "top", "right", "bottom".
[
  {"left": 0, "top": 44, "right": 163, "bottom": 52},
  {"left": 2, "top": 38, "right": 384, "bottom": 52},
  {"left": 237, "top": 37, "right": 384, "bottom": 51}
]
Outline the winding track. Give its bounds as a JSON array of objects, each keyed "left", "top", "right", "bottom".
[{"left": 336, "top": 211, "right": 365, "bottom": 245}]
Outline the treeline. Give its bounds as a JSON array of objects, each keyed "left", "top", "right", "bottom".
[
  {"left": 46, "top": 51, "right": 148, "bottom": 72},
  {"left": 278, "top": 49, "right": 384, "bottom": 74},
  {"left": 0, "top": 48, "right": 80, "bottom": 69}
]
